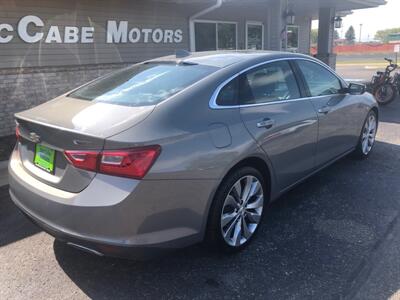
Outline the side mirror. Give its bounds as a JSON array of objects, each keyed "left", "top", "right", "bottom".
[{"left": 347, "top": 83, "right": 366, "bottom": 95}]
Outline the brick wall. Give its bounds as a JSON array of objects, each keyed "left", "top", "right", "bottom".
[{"left": 0, "top": 63, "right": 128, "bottom": 137}]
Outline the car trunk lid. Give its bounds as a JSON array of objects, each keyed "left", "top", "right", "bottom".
[{"left": 15, "top": 96, "right": 155, "bottom": 193}]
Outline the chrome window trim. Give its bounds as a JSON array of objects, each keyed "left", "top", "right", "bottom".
[{"left": 209, "top": 57, "right": 347, "bottom": 110}]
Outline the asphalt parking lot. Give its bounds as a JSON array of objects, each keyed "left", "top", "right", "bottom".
[{"left": 1, "top": 99, "right": 400, "bottom": 299}]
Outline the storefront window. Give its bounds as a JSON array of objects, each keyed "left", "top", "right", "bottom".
[
  {"left": 246, "top": 23, "right": 264, "bottom": 50},
  {"left": 218, "top": 23, "right": 237, "bottom": 50},
  {"left": 287, "top": 25, "right": 299, "bottom": 50},
  {"left": 195, "top": 21, "right": 237, "bottom": 51},
  {"left": 195, "top": 23, "right": 217, "bottom": 52}
]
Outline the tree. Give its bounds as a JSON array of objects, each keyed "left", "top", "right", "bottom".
[
  {"left": 311, "top": 29, "right": 340, "bottom": 46},
  {"left": 311, "top": 29, "right": 318, "bottom": 45},
  {"left": 375, "top": 27, "right": 400, "bottom": 43},
  {"left": 345, "top": 26, "right": 356, "bottom": 44},
  {"left": 334, "top": 30, "right": 340, "bottom": 40}
]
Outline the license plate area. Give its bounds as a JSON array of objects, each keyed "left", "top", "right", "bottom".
[{"left": 34, "top": 144, "right": 56, "bottom": 174}]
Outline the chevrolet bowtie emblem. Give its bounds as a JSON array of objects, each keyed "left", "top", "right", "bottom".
[{"left": 29, "top": 132, "right": 41, "bottom": 143}]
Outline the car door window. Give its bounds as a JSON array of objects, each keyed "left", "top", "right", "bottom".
[
  {"left": 216, "top": 77, "right": 239, "bottom": 106},
  {"left": 297, "top": 60, "right": 342, "bottom": 97},
  {"left": 240, "top": 61, "right": 300, "bottom": 105}
]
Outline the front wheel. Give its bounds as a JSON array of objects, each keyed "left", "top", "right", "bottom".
[
  {"left": 374, "top": 83, "right": 397, "bottom": 105},
  {"left": 353, "top": 110, "right": 378, "bottom": 159},
  {"left": 206, "top": 167, "right": 266, "bottom": 252}
]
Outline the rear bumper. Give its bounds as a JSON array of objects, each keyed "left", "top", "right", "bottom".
[
  {"left": 13, "top": 198, "right": 194, "bottom": 260},
  {"left": 13, "top": 199, "right": 177, "bottom": 259},
  {"left": 8, "top": 148, "right": 217, "bottom": 259}
]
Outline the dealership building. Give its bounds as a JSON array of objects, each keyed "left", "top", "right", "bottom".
[{"left": 0, "top": 0, "right": 385, "bottom": 137}]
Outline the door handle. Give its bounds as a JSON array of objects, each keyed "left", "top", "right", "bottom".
[
  {"left": 318, "top": 106, "right": 331, "bottom": 114},
  {"left": 257, "top": 118, "right": 275, "bottom": 129}
]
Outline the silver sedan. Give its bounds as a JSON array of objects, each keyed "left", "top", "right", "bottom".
[{"left": 8, "top": 51, "right": 378, "bottom": 258}]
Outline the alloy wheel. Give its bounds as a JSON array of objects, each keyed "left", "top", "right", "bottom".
[
  {"left": 361, "top": 114, "right": 377, "bottom": 155},
  {"left": 220, "top": 175, "right": 264, "bottom": 247}
]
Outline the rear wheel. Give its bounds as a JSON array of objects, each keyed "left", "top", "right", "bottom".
[
  {"left": 374, "top": 84, "right": 397, "bottom": 105},
  {"left": 206, "top": 167, "right": 266, "bottom": 252},
  {"left": 353, "top": 110, "right": 378, "bottom": 159}
]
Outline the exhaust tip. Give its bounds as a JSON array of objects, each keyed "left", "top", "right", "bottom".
[{"left": 67, "top": 242, "right": 104, "bottom": 256}]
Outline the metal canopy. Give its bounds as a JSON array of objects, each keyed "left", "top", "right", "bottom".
[{"left": 153, "top": 0, "right": 386, "bottom": 14}]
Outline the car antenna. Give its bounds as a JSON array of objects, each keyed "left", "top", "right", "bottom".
[{"left": 176, "top": 49, "right": 191, "bottom": 58}]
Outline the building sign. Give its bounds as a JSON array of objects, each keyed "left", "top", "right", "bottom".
[{"left": 0, "top": 15, "right": 183, "bottom": 44}]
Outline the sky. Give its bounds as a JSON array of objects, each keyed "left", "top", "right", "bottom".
[{"left": 312, "top": 0, "right": 400, "bottom": 42}]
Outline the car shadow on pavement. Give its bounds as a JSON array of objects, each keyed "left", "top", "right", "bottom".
[
  {"left": 53, "top": 140, "right": 400, "bottom": 300},
  {"left": 0, "top": 185, "right": 41, "bottom": 247}
]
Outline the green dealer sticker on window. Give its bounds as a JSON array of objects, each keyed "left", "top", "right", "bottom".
[{"left": 34, "top": 144, "right": 55, "bottom": 173}]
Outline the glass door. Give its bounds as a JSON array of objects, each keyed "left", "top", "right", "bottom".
[{"left": 246, "top": 22, "right": 264, "bottom": 50}]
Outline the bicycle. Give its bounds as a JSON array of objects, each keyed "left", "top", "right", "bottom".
[{"left": 368, "top": 58, "right": 398, "bottom": 105}]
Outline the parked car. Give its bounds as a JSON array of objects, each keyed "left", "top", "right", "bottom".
[{"left": 8, "top": 51, "right": 378, "bottom": 259}]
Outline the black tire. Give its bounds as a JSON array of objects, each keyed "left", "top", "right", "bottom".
[
  {"left": 374, "top": 83, "right": 397, "bottom": 105},
  {"left": 206, "top": 166, "right": 267, "bottom": 253},
  {"left": 353, "top": 110, "right": 378, "bottom": 159}
]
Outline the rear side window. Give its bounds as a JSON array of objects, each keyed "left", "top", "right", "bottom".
[
  {"left": 216, "top": 78, "right": 239, "bottom": 106},
  {"left": 69, "top": 63, "right": 218, "bottom": 107},
  {"left": 240, "top": 61, "right": 300, "bottom": 105},
  {"left": 296, "top": 60, "right": 342, "bottom": 96}
]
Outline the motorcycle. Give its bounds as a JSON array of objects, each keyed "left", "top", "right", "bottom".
[
  {"left": 392, "top": 71, "right": 400, "bottom": 94},
  {"left": 368, "top": 58, "right": 398, "bottom": 105}
]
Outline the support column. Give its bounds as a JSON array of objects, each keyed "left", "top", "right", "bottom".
[
  {"left": 316, "top": 7, "right": 337, "bottom": 69},
  {"left": 268, "top": 0, "right": 285, "bottom": 51}
]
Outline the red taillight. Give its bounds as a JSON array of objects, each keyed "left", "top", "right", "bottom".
[
  {"left": 64, "top": 146, "right": 161, "bottom": 179},
  {"left": 15, "top": 125, "right": 21, "bottom": 141},
  {"left": 100, "top": 146, "right": 161, "bottom": 179},
  {"left": 64, "top": 150, "right": 100, "bottom": 172}
]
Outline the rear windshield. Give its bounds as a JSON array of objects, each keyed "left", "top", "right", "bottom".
[{"left": 69, "top": 63, "right": 218, "bottom": 106}]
